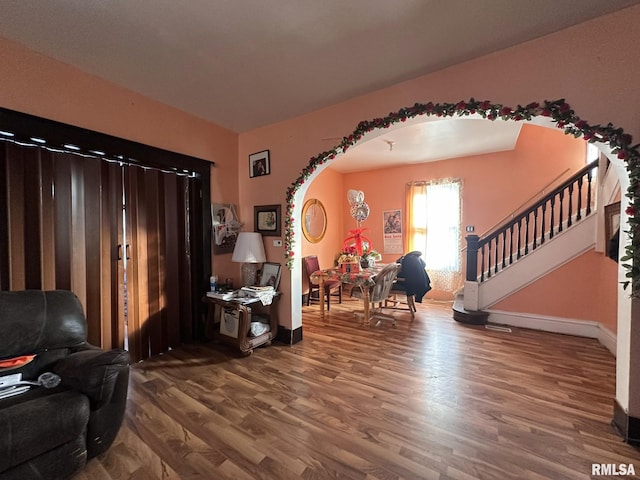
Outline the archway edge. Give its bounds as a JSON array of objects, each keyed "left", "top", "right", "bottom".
[{"left": 284, "top": 97, "right": 640, "bottom": 294}]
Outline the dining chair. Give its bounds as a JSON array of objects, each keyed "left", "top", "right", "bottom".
[
  {"left": 385, "top": 251, "right": 430, "bottom": 318},
  {"left": 352, "top": 262, "right": 402, "bottom": 325},
  {"left": 302, "top": 255, "right": 342, "bottom": 311}
]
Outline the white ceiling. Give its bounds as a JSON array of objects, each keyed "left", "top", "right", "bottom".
[
  {"left": 0, "top": 1, "right": 637, "bottom": 169},
  {"left": 329, "top": 117, "right": 524, "bottom": 173}
]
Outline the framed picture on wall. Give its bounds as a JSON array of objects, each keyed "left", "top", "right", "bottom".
[
  {"left": 249, "top": 150, "right": 270, "bottom": 178},
  {"left": 211, "top": 203, "right": 241, "bottom": 254},
  {"left": 605, "top": 201, "right": 621, "bottom": 261},
  {"left": 254, "top": 204, "right": 281, "bottom": 236}
]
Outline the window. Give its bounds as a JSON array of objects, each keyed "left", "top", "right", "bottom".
[
  {"left": 407, "top": 178, "right": 462, "bottom": 292},
  {"left": 586, "top": 143, "right": 599, "bottom": 164}
]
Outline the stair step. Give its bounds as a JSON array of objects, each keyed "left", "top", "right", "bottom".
[{"left": 452, "top": 298, "right": 489, "bottom": 325}]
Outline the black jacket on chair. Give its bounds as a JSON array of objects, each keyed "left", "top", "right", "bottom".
[
  {"left": 0, "top": 290, "right": 130, "bottom": 480},
  {"left": 395, "top": 251, "right": 432, "bottom": 302}
]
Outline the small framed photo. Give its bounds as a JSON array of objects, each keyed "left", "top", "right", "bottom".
[
  {"left": 254, "top": 204, "right": 281, "bottom": 236},
  {"left": 259, "top": 262, "right": 282, "bottom": 290},
  {"left": 249, "top": 149, "right": 270, "bottom": 178}
]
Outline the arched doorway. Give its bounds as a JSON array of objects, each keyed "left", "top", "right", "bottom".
[{"left": 284, "top": 98, "right": 639, "bottom": 441}]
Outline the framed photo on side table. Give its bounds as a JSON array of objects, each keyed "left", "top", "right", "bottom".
[
  {"left": 249, "top": 150, "right": 270, "bottom": 178},
  {"left": 254, "top": 204, "right": 281, "bottom": 236},
  {"left": 259, "top": 262, "right": 282, "bottom": 290}
]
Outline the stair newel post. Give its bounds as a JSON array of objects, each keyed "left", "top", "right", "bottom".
[{"left": 465, "top": 234, "right": 479, "bottom": 282}]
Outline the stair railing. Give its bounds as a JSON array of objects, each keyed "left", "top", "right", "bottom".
[{"left": 465, "top": 161, "right": 598, "bottom": 282}]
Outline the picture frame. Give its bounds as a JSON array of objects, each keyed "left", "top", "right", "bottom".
[
  {"left": 605, "top": 201, "right": 621, "bottom": 261},
  {"left": 254, "top": 204, "right": 281, "bottom": 236},
  {"left": 218, "top": 306, "right": 240, "bottom": 338},
  {"left": 259, "top": 262, "right": 282, "bottom": 290},
  {"left": 211, "top": 203, "right": 242, "bottom": 254},
  {"left": 249, "top": 149, "right": 270, "bottom": 178}
]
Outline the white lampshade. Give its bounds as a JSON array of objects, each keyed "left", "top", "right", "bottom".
[
  {"left": 232, "top": 232, "right": 266, "bottom": 263},
  {"left": 232, "top": 232, "right": 266, "bottom": 286}
]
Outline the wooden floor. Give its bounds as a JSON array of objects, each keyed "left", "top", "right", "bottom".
[{"left": 75, "top": 298, "right": 640, "bottom": 480}]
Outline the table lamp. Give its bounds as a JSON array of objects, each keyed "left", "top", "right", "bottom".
[{"left": 232, "top": 232, "right": 266, "bottom": 286}]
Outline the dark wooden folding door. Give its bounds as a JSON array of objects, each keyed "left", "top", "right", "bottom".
[
  {"left": 123, "top": 164, "right": 195, "bottom": 362},
  {"left": 0, "top": 116, "right": 210, "bottom": 363}
]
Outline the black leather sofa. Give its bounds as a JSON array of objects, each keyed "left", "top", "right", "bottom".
[{"left": 0, "top": 290, "right": 130, "bottom": 480}]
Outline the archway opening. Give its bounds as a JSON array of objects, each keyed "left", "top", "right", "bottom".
[{"left": 285, "top": 98, "right": 638, "bottom": 346}]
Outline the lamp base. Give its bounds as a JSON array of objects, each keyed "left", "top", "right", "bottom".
[{"left": 241, "top": 263, "right": 259, "bottom": 286}]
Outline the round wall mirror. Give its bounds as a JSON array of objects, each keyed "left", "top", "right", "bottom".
[{"left": 302, "top": 199, "right": 327, "bottom": 243}]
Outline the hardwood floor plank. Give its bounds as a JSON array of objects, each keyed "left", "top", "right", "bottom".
[{"left": 76, "top": 299, "right": 640, "bottom": 479}]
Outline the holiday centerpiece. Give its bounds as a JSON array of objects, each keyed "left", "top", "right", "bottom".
[
  {"left": 337, "top": 228, "right": 380, "bottom": 272},
  {"left": 336, "top": 246, "right": 360, "bottom": 273}
]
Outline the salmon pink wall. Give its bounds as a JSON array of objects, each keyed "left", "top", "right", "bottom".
[
  {"left": 0, "top": 36, "right": 241, "bottom": 283},
  {"left": 301, "top": 168, "right": 344, "bottom": 268},
  {"left": 239, "top": 6, "right": 640, "bottom": 331},
  {"left": 2, "top": 6, "right": 638, "bottom": 338},
  {"left": 493, "top": 250, "right": 618, "bottom": 331},
  {"left": 340, "top": 125, "right": 587, "bottom": 299}
]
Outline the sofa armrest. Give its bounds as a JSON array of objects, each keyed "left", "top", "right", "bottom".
[{"left": 52, "top": 348, "right": 130, "bottom": 409}]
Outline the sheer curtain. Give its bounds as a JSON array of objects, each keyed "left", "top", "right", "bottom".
[{"left": 406, "top": 178, "right": 463, "bottom": 294}]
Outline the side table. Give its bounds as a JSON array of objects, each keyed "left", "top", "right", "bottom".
[{"left": 203, "top": 293, "right": 280, "bottom": 355}]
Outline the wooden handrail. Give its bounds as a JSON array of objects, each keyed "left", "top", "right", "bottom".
[
  {"left": 476, "top": 168, "right": 569, "bottom": 240},
  {"left": 480, "top": 161, "right": 597, "bottom": 246},
  {"left": 466, "top": 160, "right": 598, "bottom": 282}
]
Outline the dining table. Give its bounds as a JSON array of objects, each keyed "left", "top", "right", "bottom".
[{"left": 310, "top": 264, "right": 384, "bottom": 324}]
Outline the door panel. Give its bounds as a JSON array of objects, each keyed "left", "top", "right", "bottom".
[
  {"left": 124, "top": 165, "right": 194, "bottom": 362},
  {"left": 1, "top": 140, "right": 198, "bottom": 361}
]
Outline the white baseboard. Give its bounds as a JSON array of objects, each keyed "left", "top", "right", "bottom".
[
  {"left": 487, "top": 310, "right": 617, "bottom": 356},
  {"left": 598, "top": 323, "right": 617, "bottom": 357}
]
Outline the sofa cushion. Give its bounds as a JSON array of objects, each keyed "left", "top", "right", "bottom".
[
  {"left": 53, "top": 348, "right": 130, "bottom": 409},
  {"left": 0, "top": 290, "right": 87, "bottom": 359},
  {"left": 0, "top": 389, "right": 89, "bottom": 473}
]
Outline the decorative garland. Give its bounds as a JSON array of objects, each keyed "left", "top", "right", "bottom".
[{"left": 284, "top": 99, "right": 640, "bottom": 296}]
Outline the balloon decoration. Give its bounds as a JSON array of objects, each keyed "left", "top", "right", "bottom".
[
  {"left": 347, "top": 189, "right": 369, "bottom": 223},
  {"left": 347, "top": 189, "right": 364, "bottom": 206},
  {"left": 350, "top": 202, "right": 370, "bottom": 222}
]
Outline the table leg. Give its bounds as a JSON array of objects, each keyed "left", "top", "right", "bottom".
[
  {"left": 318, "top": 275, "right": 325, "bottom": 320},
  {"left": 362, "top": 287, "right": 371, "bottom": 325}
]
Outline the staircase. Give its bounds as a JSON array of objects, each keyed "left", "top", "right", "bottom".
[{"left": 455, "top": 160, "right": 599, "bottom": 324}]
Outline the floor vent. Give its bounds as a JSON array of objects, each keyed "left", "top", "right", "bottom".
[{"left": 485, "top": 324, "right": 512, "bottom": 333}]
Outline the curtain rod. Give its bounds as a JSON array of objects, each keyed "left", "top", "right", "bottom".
[{"left": 406, "top": 178, "right": 461, "bottom": 186}]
